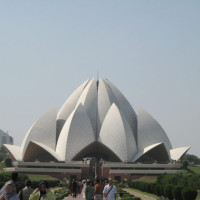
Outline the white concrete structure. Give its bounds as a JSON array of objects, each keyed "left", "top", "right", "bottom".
[
  {"left": 170, "top": 147, "right": 190, "bottom": 161},
  {"left": 4, "top": 78, "right": 189, "bottom": 163},
  {"left": 0, "top": 129, "right": 13, "bottom": 146},
  {"left": 99, "top": 103, "right": 137, "bottom": 161}
]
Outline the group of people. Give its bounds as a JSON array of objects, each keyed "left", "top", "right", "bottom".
[
  {"left": 68, "top": 178, "right": 117, "bottom": 200},
  {"left": 68, "top": 179, "right": 83, "bottom": 198},
  {"left": 0, "top": 172, "right": 117, "bottom": 200},
  {"left": 0, "top": 173, "right": 55, "bottom": 200}
]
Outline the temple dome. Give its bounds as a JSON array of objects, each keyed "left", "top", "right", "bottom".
[{"left": 4, "top": 78, "right": 190, "bottom": 163}]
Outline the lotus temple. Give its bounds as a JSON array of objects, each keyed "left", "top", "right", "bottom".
[{"left": 3, "top": 78, "right": 190, "bottom": 180}]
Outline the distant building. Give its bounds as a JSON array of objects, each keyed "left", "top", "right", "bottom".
[{"left": 0, "top": 129, "right": 13, "bottom": 146}]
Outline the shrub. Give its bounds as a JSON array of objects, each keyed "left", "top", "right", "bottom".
[
  {"left": 181, "top": 187, "right": 197, "bottom": 200},
  {"left": 0, "top": 172, "right": 12, "bottom": 182},
  {"left": 172, "top": 185, "right": 183, "bottom": 200},
  {"left": 164, "top": 184, "right": 174, "bottom": 200},
  {"left": 154, "top": 184, "right": 162, "bottom": 196},
  {"left": 156, "top": 173, "right": 200, "bottom": 190},
  {"left": 121, "top": 194, "right": 135, "bottom": 200},
  {"left": 119, "top": 183, "right": 126, "bottom": 188},
  {"left": 0, "top": 182, "right": 4, "bottom": 188},
  {"left": 4, "top": 157, "right": 12, "bottom": 167},
  {"left": 30, "top": 179, "right": 60, "bottom": 189},
  {"left": 54, "top": 188, "right": 69, "bottom": 200},
  {"left": 182, "top": 160, "right": 189, "bottom": 169},
  {"left": 145, "top": 183, "right": 153, "bottom": 193},
  {"left": 112, "top": 180, "right": 118, "bottom": 185},
  {"left": 133, "top": 197, "right": 141, "bottom": 200},
  {"left": 0, "top": 172, "right": 28, "bottom": 185}
]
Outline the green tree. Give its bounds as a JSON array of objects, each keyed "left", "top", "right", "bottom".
[
  {"left": 4, "top": 157, "right": 12, "bottom": 167},
  {"left": 183, "top": 154, "right": 200, "bottom": 165},
  {"left": 0, "top": 146, "right": 8, "bottom": 162},
  {"left": 182, "top": 159, "right": 189, "bottom": 169}
]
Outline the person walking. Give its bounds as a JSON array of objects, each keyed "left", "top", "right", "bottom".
[
  {"left": 103, "top": 178, "right": 117, "bottom": 200},
  {"left": 72, "top": 180, "right": 77, "bottom": 198},
  {"left": 0, "top": 181, "right": 19, "bottom": 200},
  {"left": 82, "top": 180, "right": 87, "bottom": 199},
  {"left": 85, "top": 181, "right": 94, "bottom": 200},
  {"left": 29, "top": 180, "right": 55, "bottom": 200},
  {"left": 94, "top": 178, "right": 103, "bottom": 200},
  {"left": 68, "top": 180, "right": 73, "bottom": 197},
  {"left": 19, "top": 180, "right": 33, "bottom": 200},
  {"left": 0, "top": 173, "right": 19, "bottom": 195}
]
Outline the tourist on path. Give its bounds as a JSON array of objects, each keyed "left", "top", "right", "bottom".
[
  {"left": 29, "top": 180, "right": 55, "bottom": 200},
  {"left": 85, "top": 181, "right": 94, "bottom": 200},
  {"left": 68, "top": 180, "right": 73, "bottom": 196},
  {"left": 94, "top": 178, "right": 103, "bottom": 200},
  {"left": 82, "top": 180, "right": 86, "bottom": 199},
  {"left": 0, "top": 173, "right": 19, "bottom": 195},
  {"left": 72, "top": 180, "right": 77, "bottom": 198},
  {"left": 0, "top": 181, "right": 19, "bottom": 200},
  {"left": 19, "top": 180, "right": 34, "bottom": 200},
  {"left": 103, "top": 178, "right": 117, "bottom": 200}
]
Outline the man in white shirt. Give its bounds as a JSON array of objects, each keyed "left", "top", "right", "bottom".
[{"left": 103, "top": 178, "right": 117, "bottom": 200}]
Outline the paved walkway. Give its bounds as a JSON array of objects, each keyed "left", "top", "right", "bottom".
[
  {"left": 64, "top": 189, "right": 156, "bottom": 200},
  {"left": 123, "top": 188, "right": 156, "bottom": 200},
  {"left": 64, "top": 192, "right": 84, "bottom": 200}
]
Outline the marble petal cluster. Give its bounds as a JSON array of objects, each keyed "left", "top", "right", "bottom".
[{"left": 4, "top": 78, "right": 190, "bottom": 163}]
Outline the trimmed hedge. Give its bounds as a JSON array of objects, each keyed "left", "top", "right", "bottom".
[
  {"left": 157, "top": 173, "right": 200, "bottom": 190},
  {"left": 117, "top": 188, "right": 141, "bottom": 200},
  {"left": 119, "top": 183, "right": 126, "bottom": 188},
  {"left": 0, "top": 172, "right": 59, "bottom": 189},
  {"left": 0, "top": 172, "right": 28, "bottom": 188},
  {"left": 30, "top": 180, "right": 60, "bottom": 189},
  {"left": 164, "top": 184, "right": 174, "bottom": 200},
  {"left": 172, "top": 185, "right": 183, "bottom": 200},
  {"left": 54, "top": 188, "right": 69, "bottom": 200},
  {"left": 129, "top": 180, "right": 198, "bottom": 200},
  {"left": 181, "top": 187, "right": 197, "bottom": 200}
]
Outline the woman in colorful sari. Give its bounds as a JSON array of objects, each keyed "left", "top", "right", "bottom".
[{"left": 85, "top": 181, "right": 94, "bottom": 200}]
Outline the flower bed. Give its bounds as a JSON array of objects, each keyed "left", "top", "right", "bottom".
[
  {"left": 54, "top": 188, "right": 69, "bottom": 200},
  {"left": 117, "top": 188, "right": 141, "bottom": 200}
]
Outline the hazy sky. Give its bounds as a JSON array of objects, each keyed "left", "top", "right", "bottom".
[{"left": 0, "top": 1, "right": 200, "bottom": 157}]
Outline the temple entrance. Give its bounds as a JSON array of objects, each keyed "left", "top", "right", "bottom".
[{"left": 72, "top": 141, "right": 121, "bottom": 162}]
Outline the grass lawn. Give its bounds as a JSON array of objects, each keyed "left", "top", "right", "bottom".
[
  {"left": 188, "top": 166, "right": 200, "bottom": 174},
  {"left": 127, "top": 188, "right": 159, "bottom": 200},
  {"left": 131, "top": 176, "right": 157, "bottom": 183},
  {"left": 26, "top": 174, "right": 60, "bottom": 181}
]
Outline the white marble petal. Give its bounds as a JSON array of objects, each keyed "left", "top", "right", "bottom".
[
  {"left": 132, "top": 142, "right": 163, "bottom": 162},
  {"left": 57, "top": 79, "right": 89, "bottom": 120},
  {"left": 137, "top": 108, "right": 172, "bottom": 154},
  {"left": 97, "top": 78, "right": 118, "bottom": 135},
  {"left": 105, "top": 79, "right": 138, "bottom": 143},
  {"left": 21, "top": 107, "right": 57, "bottom": 158},
  {"left": 56, "top": 103, "right": 95, "bottom": 161},
  {"left": 99, "top": 103, "right": 137, "bottom": 161},
  {"left": 3, "top": 144, "right": 22, "bottom": 161},
  {"left": 75, "top": 78, "right": 98, "bottom": 139},
  {"left": 170, "top": 147, "right": 190, "bottom": 161}
]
